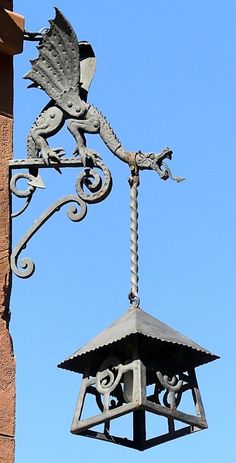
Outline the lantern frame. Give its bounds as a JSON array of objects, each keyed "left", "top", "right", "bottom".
[{"left": 59, "top": 307, "right": 218, "bottom": 451}]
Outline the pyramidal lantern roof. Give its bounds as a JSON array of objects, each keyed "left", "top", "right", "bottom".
[{"left": 58, "top": 307, "right": 219, "bottom": 375}]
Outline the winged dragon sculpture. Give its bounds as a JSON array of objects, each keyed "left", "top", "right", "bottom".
[{"left": 25, "top": 8, "right": 183, "bottom": 182}]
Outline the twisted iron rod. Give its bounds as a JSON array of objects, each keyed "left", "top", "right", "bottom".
[{"left": 128, "top": 171, "right": 140, "bottom": 307}]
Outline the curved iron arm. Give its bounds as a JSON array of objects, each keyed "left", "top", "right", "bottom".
[
  {"left": 10, "top": 157, "right": 112, "bottom": 278},
  {"left": 11, "top": 195, "right": 87, "bottom": 279}
]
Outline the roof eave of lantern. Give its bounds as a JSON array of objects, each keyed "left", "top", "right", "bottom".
[{"left": 58, "top": 307, "right": 219, "bottom": 373}]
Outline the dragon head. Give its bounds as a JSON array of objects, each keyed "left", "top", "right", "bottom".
[{"left": 135, "top": 148, "right": 185, "bottom": 182}]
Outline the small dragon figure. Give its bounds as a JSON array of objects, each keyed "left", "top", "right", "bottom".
[{"left": 25, "top": 8, "right": 183, "bottom": 182}]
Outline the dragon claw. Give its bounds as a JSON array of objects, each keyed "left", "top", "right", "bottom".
[
  {"left": 73, "top": 147, "right": 100, "bottom": 166},
  {"left": 41, "top": 147, "right": 65, "bottom": 164}
]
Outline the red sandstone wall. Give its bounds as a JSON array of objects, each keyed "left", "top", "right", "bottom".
[
  {"left": 0, "top": 2, "right": 16, "bottom": 459},
  {"left": 0, "top": 113, "right": 15, "bottom": 463}
]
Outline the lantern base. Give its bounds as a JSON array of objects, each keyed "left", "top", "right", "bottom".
[{"left": 78, "top": 421, "right": 204, "bottom": 451}]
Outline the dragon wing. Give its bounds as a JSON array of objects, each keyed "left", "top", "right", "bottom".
[
  {"left": 24, "top": 8, "right": 81, "bottom": 102},
  {"left": 79, "top": 41, "right": 96, "bottom": 101}
]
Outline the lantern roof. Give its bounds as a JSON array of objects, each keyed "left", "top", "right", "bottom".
[{"left": 58, "top": 307, "right": 219, "bottom": 374}]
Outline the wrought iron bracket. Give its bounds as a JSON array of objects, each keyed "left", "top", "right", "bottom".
[
  {"left": 10, "top": 9, "right": 184, "bottom": 284},
  {"left": 9, "top": 156, "right": 112, "bottom": 278}
]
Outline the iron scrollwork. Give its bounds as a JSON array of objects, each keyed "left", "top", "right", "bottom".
[
  {"left": 10, "top": 171, "right": 45, "bottom": 218},
  {"left": 155, "top": 371, "right": 183, "bottom": 410},
  {"left": 10, "top": 157, "right": 112, "bottom": 278},
  {"left": 75, "top": 356, "right": 134, "bottom": 422}
]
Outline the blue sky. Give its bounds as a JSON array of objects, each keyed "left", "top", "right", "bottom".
[{"left": 11, "top": 1, "right": 235, "bottom": 461}]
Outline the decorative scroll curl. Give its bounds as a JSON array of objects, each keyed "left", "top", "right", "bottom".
[
  {"left": 10, "top": 172, "right": 44, "bottom": 218},
  {"left": 96, "top": 357, "right": 123, "bottom": 397},
  {"left": 75, "top": 157, "right": 112, "bottom": 203},
  {"left": 11, "top": 195, "right": 87, "bottom": 278},
  {"left": 155, "top": 371, "right": 183, "bottom": 410},
  {"left": 10, "top": 172, "right": 36, "bottom": 198}
]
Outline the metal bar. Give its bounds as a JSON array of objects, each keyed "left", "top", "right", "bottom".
[
  {"left": 9, "top": 157, "right": 86, "bottom": 169},
  {"left": 168, "top": 417, "right": 175, "bottom": 434},
  {"left": 133, "top": 410, "right": 146, "bottom": 450},
  {"left": 143, "top": 399, "right": 207, "bottom": 429},
  {"left": 189, "top": 368, "right": 208, "bottom": 425},
  {"left": 80, "top": 430, "right": 138, "bottom": 449},
  {"left": 144, "top": 425, "right": 198, "bottom": 450},
  {"left": 72, "top": 401, "right": 135, "bottom": 434},
  {"left": 128, "top": 172, "right": 140, "bottom": 306}
]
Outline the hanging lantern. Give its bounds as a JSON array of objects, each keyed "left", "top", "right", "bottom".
[
  {"left": 58, "top": 306, "right": 218, "bottom": 450},
  {"left": 58, "top": 166, "right": 218, "bottom": 451}
]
